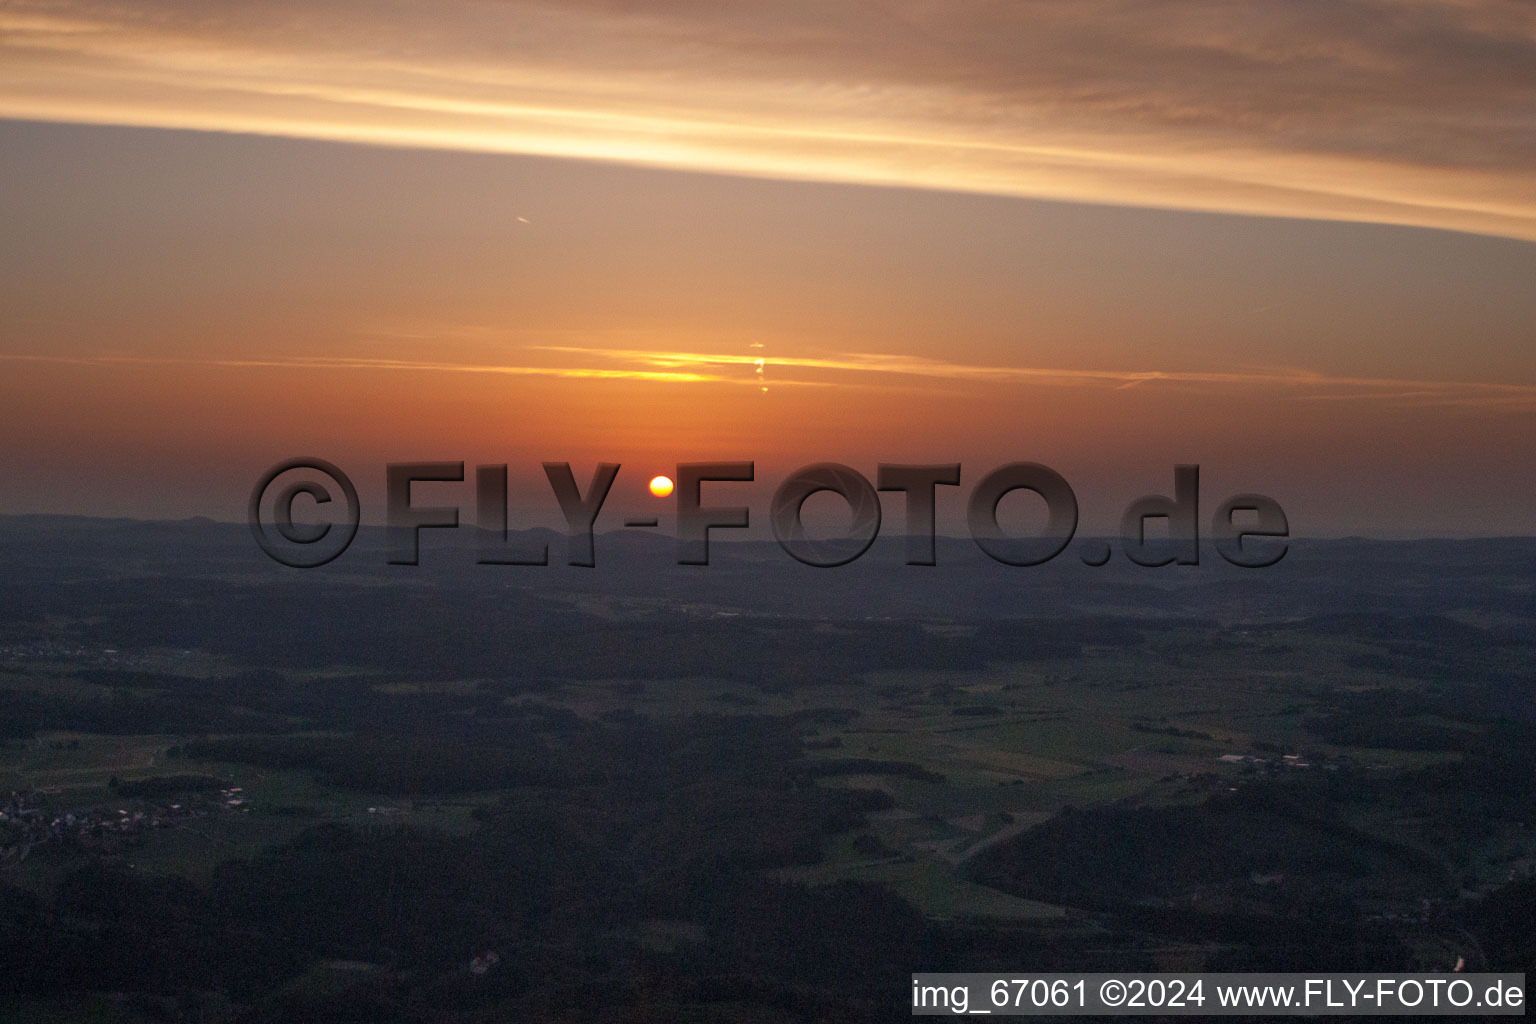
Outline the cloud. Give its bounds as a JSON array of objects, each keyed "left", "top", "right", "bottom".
[
  {"left": 4, "top": 346, "right": 1530, "bottom": 407},
  {"left": 529, "top": 344, "right": 1536, "bottom": 406},
  {"left": 0, "top": 351, "right": 730, "bottom": 384},
  {"left": 0, "top": 0, "right": 1533, "bottom": 239}
]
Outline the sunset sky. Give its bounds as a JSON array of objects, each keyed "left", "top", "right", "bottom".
[{"left": 1, "top": 0, "right": 1533, "bottom": 536}]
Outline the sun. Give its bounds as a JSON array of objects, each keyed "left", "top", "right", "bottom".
[{"left": 648, "top": 475, "right": 674, "bottom": 498}]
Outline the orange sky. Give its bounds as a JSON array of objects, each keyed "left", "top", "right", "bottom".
[{"left": 0, "top": 2, "right": 1533, "bottom": 536}]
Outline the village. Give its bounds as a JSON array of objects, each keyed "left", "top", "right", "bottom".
[{"left": 0, "top": 785, "right": 247, "bottom": 862}]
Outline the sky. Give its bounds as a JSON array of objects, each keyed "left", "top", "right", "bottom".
[{"left": 0, "top": 0, "right": 1533, "bottom": 536}]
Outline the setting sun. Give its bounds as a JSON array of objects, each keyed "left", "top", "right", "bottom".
[{"left": 648, "top": 475, "right": 674, "bottom": 498}]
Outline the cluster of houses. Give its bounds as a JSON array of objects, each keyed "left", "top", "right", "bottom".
[
  {"left": 1216, "top": 752, "right": 1340, "bottom": 771},
  {"left": 0, "top": 641, "right": 157, "bottom": 667},
  {"left": 0, "top": 786, "right": 243, "bottom": 861}
]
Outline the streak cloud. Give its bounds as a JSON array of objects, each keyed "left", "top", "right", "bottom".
[{"left": 2, "top": 0, "right": 1534, "bottom": 239}]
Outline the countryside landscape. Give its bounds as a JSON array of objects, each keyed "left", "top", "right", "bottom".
[{"left": 1, "top": 518, "right": 1531, "bottom": 1020}]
